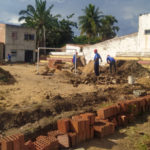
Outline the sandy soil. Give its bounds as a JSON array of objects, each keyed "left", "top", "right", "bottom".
[
  {"left": 0, "top": 61, "right": 150, "bottom": 149},
  {"left": 0, "top": 64, "right": 96, "bottom": 110}
]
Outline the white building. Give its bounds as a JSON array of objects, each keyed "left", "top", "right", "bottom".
[
  {"left": 82, "top": 13, "right": 150, "bottom": 64},
  {"left": 0, "top": 24, "right": 36, "bottom": 62}
]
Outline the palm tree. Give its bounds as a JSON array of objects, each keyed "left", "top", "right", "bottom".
[
  {"left": 100, "top": 15, "right": 119, "bottom": 40},
  {"left": 18, "top": 0, "right": 53, "bottom": 48},
  {"left": 78, "top": 4, "right": 103, "bottom": 39}
]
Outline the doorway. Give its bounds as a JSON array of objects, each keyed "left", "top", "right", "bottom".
[{"left": 25, "top": 50, "right": 33, "bottom": 62}]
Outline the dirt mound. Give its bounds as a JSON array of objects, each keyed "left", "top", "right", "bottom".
[
  {"left": 82, "top": 60, "right": 94, "bottom": 74},
  {"left": 70, "top": 60, "right": 150, "bottom": 86},
  {"left": 0, "top": 67, "right": 16, "bottom": 84},
  {"left": 116, "top": 60, "right": 150, "bottom": 77}
]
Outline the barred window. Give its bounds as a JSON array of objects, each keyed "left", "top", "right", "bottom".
[{"left": 12, "top": 32, "right": 17, "bottom": 40}]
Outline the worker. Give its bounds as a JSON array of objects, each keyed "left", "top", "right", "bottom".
[
  {"left": 7, "top": 53, "right": 11, "bottom": 64},
  {"left": 94, "top": 49, "right": 102, "bottom": 76},
  {"left": 71, "top": 52, "right": 78, "bottom": 72},
  {"left": 106, "top": 55, "right": 116, "bottom": 73}
]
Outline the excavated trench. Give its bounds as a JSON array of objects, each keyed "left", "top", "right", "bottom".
[
  {"left": 0, "top": 60, "right": 150, "bottom": 142},
  {"left": 0, "top": 84, "right": 144, "bottom": 141}
]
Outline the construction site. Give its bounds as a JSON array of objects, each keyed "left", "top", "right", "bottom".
[
  {"left": 1, "top": 51, "right": 150, "bottom": 150},
  {"left": 1, "top": 12, "right": 150, "bottom": 150}
]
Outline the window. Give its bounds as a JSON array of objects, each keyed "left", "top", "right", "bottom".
[
  {"left": 12, "top": 32, "right": 17, "bottom": 40},
  {"left": 24, "top": 34, "right": 28, "bottom": 40},
  {"left": 24, "top": 34, "right": 35, "bottom": 41},
  {"left": 11, "top": 50, "right": 17, "bottom": 57},
  {"left": 145, "top": 30, "right": 150, "bottom": 35}
]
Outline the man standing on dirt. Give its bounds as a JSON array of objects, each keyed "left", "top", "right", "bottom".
[
  {"left": 71, "top": 52, "right": 78, "bottom": 72},
  {"left": 7, "top": 53, "right": 11, "bottom": 64},
  {"left": 106, "top": 55, "right": 116, "bottom": 73},
  {"left": 94, "top": 49, "right": 102, "bottom": 76}
]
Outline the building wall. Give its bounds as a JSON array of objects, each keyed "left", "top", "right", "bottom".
[
  {"left": 66, "top": 44, "right": 81, "bottom": 53},
  {"left": 0, "top": 43, "right": 4, "bottom": 61},
  {"left": 5, "top": 24, "right": 36, "bottom": 62},
  {"left": 138, "top": 13, "right": 150, "bottom": 53},
  {"left": 83, "top": 33, "right": 138, "bottom": 64},
  {"left": 0, "top": 24, "right": 6, "bottom": 43},
  {"left": 82, "top": 13, "right": 150, "bottom": 65}
]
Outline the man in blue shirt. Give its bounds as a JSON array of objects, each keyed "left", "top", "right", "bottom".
[
  {"left": 73, "top": 52, "right": 77, "bottom": 65},
  {"left": 106, "top": 55, "right": 116, "bottom": 73},
  {"left": 71, "top": 52, "right": 78, "bottom": 72},
  {"left": 7, "top": 53, "right": 11, "bottom": 64},
  {"left": 94, "top": 49, "right": 102, "bottom": 76}
]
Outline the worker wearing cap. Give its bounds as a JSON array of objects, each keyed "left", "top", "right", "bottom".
[
  {"left": 94, "top": 49, "right": 102, "bottom": 76},
  {"left": 106, "top": 55, "right": 116, "bottom": 73}
]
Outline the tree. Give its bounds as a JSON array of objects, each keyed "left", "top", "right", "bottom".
[
  {"left": 78, "top": 4, "right": 103, "bottom": 39},
  {"left": 100, "top": 15, "right": 119, "bottom": 41},
  {"left": 46, "top": 14, "right": 77, "bottom": 47},
  {"left": 19, "top": 0, "right": 77, "bottom": 49},
  {"left": 18, "top": 0, "right": 54, "bottom": 48},
  {"left": 77, "top": 4, "right": 119, "bottom": 44}
]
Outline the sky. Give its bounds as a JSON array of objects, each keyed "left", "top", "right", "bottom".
[{"left": 0, "top": 0, "right": 150, "bottom": 36}]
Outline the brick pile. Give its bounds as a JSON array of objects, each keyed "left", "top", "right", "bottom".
[{"left": 1, "top": 95, "right": 150, "bottom": 150}]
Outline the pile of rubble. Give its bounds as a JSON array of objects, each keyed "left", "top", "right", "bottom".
[{"left": 0, "top": 67, "right": 15, "bottom": 84}]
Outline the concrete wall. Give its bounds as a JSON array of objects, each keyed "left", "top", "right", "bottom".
[
  {"left": 0, "top": 43, "right": 4, "bottom": 61},
  {"left": 5, "top": 24, "right": 36, "bottom": 62},
  {"left": 82, "top": 13, "right": 150, "bottom": 65},
  {"left": 83, "top": 33, "right": 138, "bottom": 65},
  {"left": 0, "top": 24, "right": 6, "bottom": 43},
  {"left": 138, "top": 13, "right": 150, "bottom": 53},
  {"left": 66, "top": 44, "right": 81, "bottom": 53}
]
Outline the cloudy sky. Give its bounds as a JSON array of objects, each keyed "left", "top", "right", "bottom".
[{"left": 0, "top": 0, "right": 150, "bottom": 36}]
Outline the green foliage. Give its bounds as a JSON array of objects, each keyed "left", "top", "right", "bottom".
[
  {"left": 19, "top": 0, "right": 77, "bottom": 48},
  {"left": 136, "top": 134, "right": 150, "bottom": 150},
  {"left": 73, "top": 35, "right": 102, "bottom": 44},
  {"left": 19, "top": 1, "right": 119, "bottom": 47},
  {"left": 78, "top": 4, "right": 119, "bottom": 43},
  {"left": 78, "top": 4, "right": 102, "bottom": 38},
  {"left": 100, "top": 15, "right": 119, "bottom": 41}
]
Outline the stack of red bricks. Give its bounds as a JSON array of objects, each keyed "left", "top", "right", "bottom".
[{"left": 1, "top": 95, "right": 150, "bottom": 150}]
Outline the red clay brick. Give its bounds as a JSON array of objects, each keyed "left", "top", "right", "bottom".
[
  {"left": 97, "top": 105, "right": 118, "bottom": 119},
  {"left": 90, "top": 126, "right": 94, "bottom": 139},
  {"left": 68, "top": 132, "right": 77, "bottom": 147},
  {"left": 84, "top": 119, "right": 90, "bottom": 140},
  {"left": 127, "top": 113, "right": 135, "bottom": 123},
  {"left": 80, "top": 113, "right": 95, "bottom": 125},
  {"left": 35, "top": 135, "right": 59, "bottom": 150},
  {"left": 7, "top": 135, "right": 20, "bottom": 150},
  {"left": 70, "top": 119, "right": 84, "bottom": 133},
  {"left": 1, "top": 136, "right": 13, "bottom": 150},
  {"left": 24, "top": 140, "right": 36, "bottom": 150},
  {"left": 57, "top": 118, "right": 70, "bottom": 133},
  {"left": 15, "top": 134, "right": 24, "bottom": 150},
  {"left": 94, "top": 120, "right": 115, "bottom": 138},
  {"left": 109, "top": 117, "right": 118, "bottom": 127},
  {"left": 72, "top": 115, "right": 82, "bottom": 120}
]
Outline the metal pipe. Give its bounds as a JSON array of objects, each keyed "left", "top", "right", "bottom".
[{"left": 36, "top": 47, "right": 40, "bottom": 74}]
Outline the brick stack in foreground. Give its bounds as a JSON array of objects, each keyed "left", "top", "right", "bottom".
[{"left": 1, "top": 95, "right": 150, "bottom": 150}]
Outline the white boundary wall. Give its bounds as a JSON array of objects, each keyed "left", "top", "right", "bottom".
[
  {"left": 83, "top": 33, "right": 138, "bottom": 65},
  {"left": 82, "top": 13, "right": 150, "bottom": 65}
]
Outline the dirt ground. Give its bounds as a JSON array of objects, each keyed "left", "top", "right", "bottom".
[{"left": 0, "top": 60, "right": 150, "bottom": 149}]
